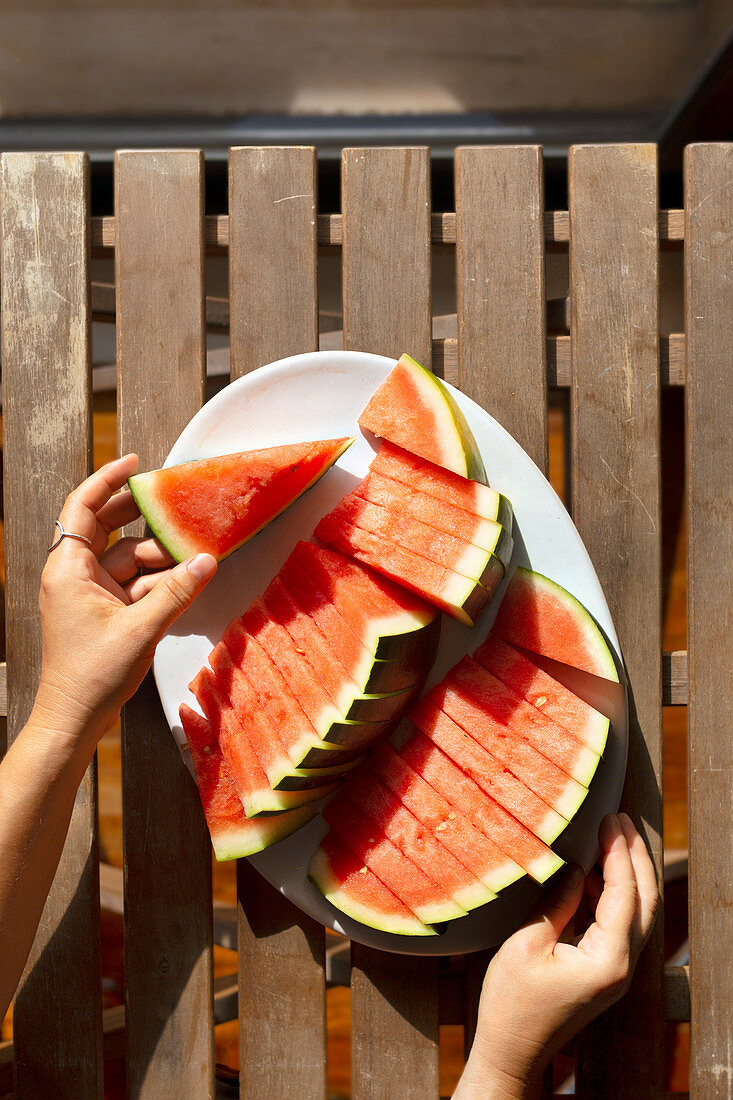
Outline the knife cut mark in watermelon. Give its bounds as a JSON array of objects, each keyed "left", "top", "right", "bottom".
[
  {"left": 411, "top": 697, "right": 570, "bottom": 844},
  {"left": 322, "top": 794, "right": 467, "bottom": 923},
  {"left": 315, "top": 510, "right": 490, "bottom": 626},
  {"left": 358, "top": 353, "right": 487, "bottom": 482},
  {"left": 492, "top": 567, "right": 620, "bottom": 683},
  {"left": 474, "top": 635, "right": 609, "bottom": 755},
  {"left": 370, "top": 441, "right": 510, "bottom": 524},
  {"left": 129, "top": 436, "right": 354, "bottom": 562},
  {"left": 180, "top": 704, "right": 315, "bottom": 861},
  {"left": 309, "top": 831, "right": 435, "bottom": 936},
  {"left": 400, "top": 729, "right": 564, "bottom": 883}
]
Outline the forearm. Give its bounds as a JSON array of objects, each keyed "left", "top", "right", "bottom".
[{"left": 0, "top": 700, "right": 100, "bottom": 1018}]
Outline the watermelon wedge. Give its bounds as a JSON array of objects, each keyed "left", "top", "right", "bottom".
[
  {"left": 368, "top": 742, "right": 525, "bottom": 895},
  {"left": 128, "top": 436, "right": 354, "bottom": 562},
  {"left": 180, "top": 704, "right": 314, "bottom": 860},
  {"left": 474, "top": 635, "right": 609, "bottom": 755},
  {"left": 400, "top": 728, "right": 564, "bottom": 883},
  {"left": 309, "top": 831, "right": 435, "bottom": 936},
  {"left": 492, "top": 567, "right": 620, "bottom": 683},
  {"left": 330, "top": 768, "right": 496, "bottom": 912},
  {"left": 358, "top": 353, "right": 486, "bottom": 482},
  {"left": 357, "top": 471, "right": 513, "bottom": 557},
  {"left": 322, "top": 795, "right": 467, "bottom": 923},
  {"left": 315, "top": 511, "right": 490, "bottom": 626}
]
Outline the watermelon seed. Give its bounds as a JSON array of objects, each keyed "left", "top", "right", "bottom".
[
  {"left": 436, "top": 821, "right": 447, "bottom": 832},
  {"left": 358, "top": 866, "right": 368, "bottom": 874},
  {"left": 535, "top": 696, "right": 548, "bottom": 707},
  {"left": 448, "top": 812, "right": 456, "bottom": 820}
]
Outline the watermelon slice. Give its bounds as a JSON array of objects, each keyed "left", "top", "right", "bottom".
[
  {"left": 331, "top": 769, "right": 496, "bottom": 912},
  {"left": 368, "top": 742, "right": 525, "bottom": 895},
  {"left": 180, "top": 704, "right": 314, "bottom": 860},
  {"left": 309, "top": 831, "right": 434, "bottom": 936},
  {"left": 474, "top": 635, "right": 609, "bottom": 755},
  {"left": 357, "top": 471, "right": 513, "bottom": 558},
  {"left": 321, "top": 493, "right": 510, "bottom": 588},
  {"left": 400, "top": 728, "right": 564, "bottom": 883},
  {"left": 128, "top": 436, "right": 354, "bottom": 562},
  {"left": 315, "top": 511, "right": 490, "bottom": 626},
  {"left": 358, "top": 353, "right": 486, "bottom": 482},
  {"left": 370, "top": 442, "right": 511, "bottom": 526},
  {"left": 411, "top": 697, "right": 569, "bottom": 844},
  {"left": 322, "top": 795, "right": 467, "bottom": 923},
  {"left": 492, "top": 567, "right": 619, "bottom": 682},
  {"left": 448, "top": 657, "right": 600, "bottom": 787}
]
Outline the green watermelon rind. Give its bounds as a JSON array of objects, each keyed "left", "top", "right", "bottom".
[
  {"left": 242, "top": 779, "right": 338, "bottom": 820},
  {"left": 128, "top": 437, "right": 354, "bottom": 563},
  {"left": 212, "top": 806, "right": 315, "bottom": 861}
]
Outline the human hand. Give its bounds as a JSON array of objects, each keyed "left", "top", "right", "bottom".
[
  {"left": 455, "top": 813, "right": 659, "bottom": 1099},
  {"left": 33, "top": 454, "right": 217, "bottom": 748}
]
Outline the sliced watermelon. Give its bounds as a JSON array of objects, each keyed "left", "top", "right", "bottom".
[
  {"left": 449, "top": 657, "right": 600, "bottom": 787},
  {"left": 474, "top": 635, "right": 609, "bottom": 755},
  {"left": 128, "top": 437, "right": 354, "bottom": 562},
  {"left": 357, "top": 471, "right": 513, "bottom": 558},
  {"left": 322, "top": 493, "right": 510, "bottom": 588},
  {"left": 331, "top": 769, "right": 496, "bottom": 912},
  {"left": 358, "top": 353, "right": 486, "bottom": 482},
  {"left": 368, "top": 742, "right": 525, "bottom": 895},
  {"left": 370, "top": 441, "right": 511, "bottom": 527},
  {"left": 411, "top": 697, "right": 569, "bottom": 844},
  {"left": 294, "top": 541, "right": 440, "bottom": 662},
  {"left": 180, "top": 704, "right": 314, "bottom": 860},
  {"left": 315, "top": 511, "right": 490, "bottom": 626},
  {"left": 431, "top": 678, "right": 588, "bottom": 825},
  {"left": 322, "top": 794, "right": 467, "bottom": 923},
  {"left": 400, "top": 728, "right": 564, "bottom": 883},
  {"left": 492, "top": 567, "right": 619, "bottom": 682},
  {"left": 309, "top": 831, "right": 434, "bottom": 936}
]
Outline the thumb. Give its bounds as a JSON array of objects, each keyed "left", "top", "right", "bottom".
[
  {"left": 523, "top": 863, "right": 585, "bottom": 949},
  {"left": 131, "top": 553, "right": 217, "bottom": 643}
]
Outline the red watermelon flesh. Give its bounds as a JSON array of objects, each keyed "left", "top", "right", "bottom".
[
  {"left": 400, "top": 729, "right": 564, "bottom": 883},
  {"left": 180, "top": 704, "right": 314, "bottom": 860},
  {"left": 331, "top": 769, "right": 495, "bottom": 912},
  {"left": 189, "top": 667, "right": 329, "bottom": 818},
  {"left": 322, "top": 795, "right": 467, "bottom": 923},
  {"left": 358, "top": 353, "right": 486, "bottom": 481},
  {"left": 411, "top": 697, "right": 569, "bottom": 845},
  {"left": 432, "top": 679, "right": 588, "bottom": 825},
  {"left": 262, "top": 578, "right": 396, "bottom": 747},
  {"left": 294, "top": 541, "right": 440, "bottom": 663},
  {"left": 314, "top": 510, "right": 489, "bottom": 626},
  {"left": 449, "top": 657, "right": 600, "bottom": 787},
  {"left": 357, "top": 471, "right": 513, "bottom": 558},
  {"left": 492, "top": 567, "right": 619, "bottom": 682},
  {"left": 370, "top": 441, "right": 510, "bottom": 523},
  {"left": 128, "top": 436, "right": 354, "bottom": 562},
  {"left": 322, "top": 493, "right": 509, "bottom": 588},
  {"left": 368, "top": 742, "right": 524, "bottom": 894},
  {"left": 309, "top": 831, "right": 434, "bottom": 936},
  {"left": 474, "top": 635, "right": 609, "bottom": 755}
]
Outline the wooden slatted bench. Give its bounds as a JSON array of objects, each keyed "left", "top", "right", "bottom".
[{"left": 0, "top": 142, "right": 730, "bottom": 1099}]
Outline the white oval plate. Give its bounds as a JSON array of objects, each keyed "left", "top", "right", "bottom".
[{"left": 153, "top": 350, "right": 628, "bottom": 955}]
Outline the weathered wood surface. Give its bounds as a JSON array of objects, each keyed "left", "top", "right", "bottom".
[
  {"left": 342, "top": 145, "right": 440, "bottom": 1099},
  {"left": 685, "top": 142, "right": 733, "bottom": 1100},
  {"left": 115, "top": 150, "right": 214, "bottom": 1098},
  {"left": 569, "top": 144, "right": 664, "bottom": 1098},
  {"left": 228, "top": 145, "right": 327, "bottom": 1099},
  {"left": 0, "top": 151, "right": 102, "bottom": 1099}
]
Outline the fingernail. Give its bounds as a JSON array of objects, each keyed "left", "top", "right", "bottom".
[{"left": 187, "top": 553, "right": 217, "bottom": 582}]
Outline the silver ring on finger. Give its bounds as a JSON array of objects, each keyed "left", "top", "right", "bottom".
[{"left": 48, "top": 520, "right": 93, "bottom": 553}]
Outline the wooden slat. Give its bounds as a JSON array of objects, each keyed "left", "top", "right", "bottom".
[
  {"left": 342, "top": 145, "right": 439, "bottom": 1099},
  {"left": 0, "top": 151, "right": 102, "bottom": 1099},
  {"left": 456, "top": 145, "right": 547, "bottom": 471},
  {"left": 685, "top": 142, "right": 733, "bottom": 1100},
  {"left": 115, "top": 150, "right": 214, "bottom": 1099},
  {"left": 227, "top": 145, "right": 327, "bottom": 1099},
  {"left": 570, "top": 144, "right": 664, "bottom": 1098}
]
